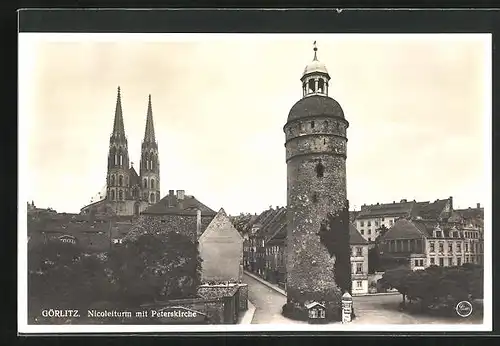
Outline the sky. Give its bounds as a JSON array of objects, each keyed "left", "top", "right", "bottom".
[{"left": 19, "top": 33, "right": 491, "bottom": 216}]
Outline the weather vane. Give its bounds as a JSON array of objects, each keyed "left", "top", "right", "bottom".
[{"left": 313, "top": 41, "right": 318, "bottom": 60}]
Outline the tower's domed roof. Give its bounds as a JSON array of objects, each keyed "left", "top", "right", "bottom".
[
  {"left": 287, "top": 95, "right": 344, "bottom": 122},
  {"left": 303, "top": 59, "right": 329, "bottom": 77}
]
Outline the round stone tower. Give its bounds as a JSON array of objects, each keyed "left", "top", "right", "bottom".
[{"left": 283, "top": 42, "right": 350, "bottom": 321}]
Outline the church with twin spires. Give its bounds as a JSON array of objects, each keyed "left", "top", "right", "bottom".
[{"left": 80, "top": 87, "right": 161, "bottom": 216}]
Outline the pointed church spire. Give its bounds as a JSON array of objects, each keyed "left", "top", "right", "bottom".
[
  {"left": 143, "top": 94, "right": 156, "bottom": 143},
  {"left": 112, "top": 86, "right": 126, "bottom": 138}
]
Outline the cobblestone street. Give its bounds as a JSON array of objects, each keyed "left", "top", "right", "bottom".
[{"left": 244, "top": 273, "right": 483, "bottom": 325}]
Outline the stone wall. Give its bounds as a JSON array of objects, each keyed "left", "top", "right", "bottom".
[
  {"left": 237, "top": 284, "right": 248, "bottom": 311},
  {"left": 125, "top": 214, "right": 214, "bottom": 243}
]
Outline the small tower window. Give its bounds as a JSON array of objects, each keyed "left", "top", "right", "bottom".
[
  {"left": 151, "top": 179, "right": 155, "bottom": 189},
  {"left": 324, "top": 121, "right": 328, "bottom": 129},
  {"left": 120, "top": 155, "right": 123, "bottom": 166},
  {"left": 119, "top": 190, "right": 123, "bottom": 200},
  {"left": 110, "top": 175, "right": 116, "bottom": 186},
  {"left": 110, "top": 190, "right": 115, "bottom": 201},
  {"left": 150, "top": 193, "right": 155, "bottom": 203},
  {"left": 133, "top": 188, "right": 138, "bottom": 198},
  {"left": 125, "top": 176, "right": 129, "bottom": 186},
  {"left": 143, "top": 192, "right": 148, "bottom": 200},
  {"left": 143, "top": 179, "right": 147, "bottom": 188},
  {"left": 318, "top": 79, "right": 325, "bottom": 94},
  {"left": 308, "top": 79, "right": 315, "bottom": 93},
  {"left": 311, "top": 121, "right": 315, "bottom": 129},
  {"left": 316, "top": 161, "right": 325, "bottom": 178},
  {"left": 119, "top": 175, "right": 123, "bottom": 186},
  {"left": 114, "top": 154, "right": 118, "bottom": 165}
]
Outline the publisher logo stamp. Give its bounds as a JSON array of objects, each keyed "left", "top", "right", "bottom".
[{"left": 455, "top": 301, "right": 473, "bottom": 318}]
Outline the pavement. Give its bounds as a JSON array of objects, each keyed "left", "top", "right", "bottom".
[
  {"left": 238, "top": 301, "right": 256, "bottom": 324},
  {"left": 243, "top": 271, "right": 483, "bottom": 325}
]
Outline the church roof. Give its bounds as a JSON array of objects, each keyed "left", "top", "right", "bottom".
[
  {"left": 128, "top": 166, "right": 141, "bottom": 187},
  {"left": 286, "top": 95, "right": 345, "bottom": 123},
  {"left": 302, "top": 43, "right": 329, "bottom": 78},
  {"left": 110, "top": 86, "right": 127, "bottom": 141},
  {"left": 142, "top": 192, "right": 216, "bottom": 216}
]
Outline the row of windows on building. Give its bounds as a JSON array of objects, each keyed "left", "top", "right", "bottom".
[
  {"left": 432, "top": 230, "right": 481, "bottom": 239},
  {"left": 429, "top": 241, "right": 482, "bottom": 254},
  {"left": 287, "top": 119, "right": 343, "bottom": 137},
  {"left": 428, "top": 256, "right": 479, "bottom": 267},
  {"left": 109, "top": 175, "right": 158, "bottom": 189},
  {"left": 358, "top": 218, "right": 394, "bottom": 227},
  {"left": 108, "top": 189, "right": 157, "bottom": 203}
]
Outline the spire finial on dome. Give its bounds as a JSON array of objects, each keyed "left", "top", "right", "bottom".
[{"left": 313, "top": 41, "right": 318, "bottom": 61}]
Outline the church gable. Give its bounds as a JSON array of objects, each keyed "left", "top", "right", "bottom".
[
  {"left": 199, "top": 208, "right": 243, "bottom": 243},
  {"left": 198, "top": 208, "right": 243, "bottom": 283}
]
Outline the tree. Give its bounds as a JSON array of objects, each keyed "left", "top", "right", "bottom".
[
  {"left": 108, "top": 231, "right": 202, "bottom": 305},
  {"left": 28, "top": 240, "right": 114, "bottom": 320},
  {"left": 381, "top": 264, "right": 484, "bottom": 314},
  {"left": 378, "top": 266, "right": 413, "bottom": 305}
]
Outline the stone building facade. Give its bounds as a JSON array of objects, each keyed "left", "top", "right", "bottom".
[
  {"left": 80, "top": 88, "right": 160, "bottom": 216},
  {"left": 283, "top": 43, "right": 350, "bottom": 320}
]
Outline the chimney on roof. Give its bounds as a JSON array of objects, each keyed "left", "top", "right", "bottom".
[
  {"left": 169, "top": 190, "right": 174, "bottom": 197},
  {"left": 176, "top": 190, "right": 185, "bottom": 200},
  {"left": 477, "top": 203, "right": 480, "bottom": 209},
  {"left": 196, "top": 209, "right": 202, "bottom": 239},
  {"left": 449, "top": 196, "right": 453, "bottom": 209}
]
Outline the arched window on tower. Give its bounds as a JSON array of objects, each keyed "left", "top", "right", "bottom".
[
  {"left": 110, "top": 190, "right": 115, "bottom": 201},
  {"left": 150, "top": 193, "right": 155, "bottom": 203},
  {"left": 133, "top": 187, "right": 138, "bottom": 198},
  {"left": 110, "top": 175, "right": 116, "bottom": 186},
  {"left": 119, "top": 190, "right": 123, "bottom": 200},
  {"left": 114, "top": 154, "right": 118, "bottom": 165},
  {"left": 151, "top": 179, "right": 155, "bottom": 189},
  {"left": 323, "top": 120, "right": 328, "bottom": 130},
  {"left": 308, "top": 79, "right": 315, "bottom": 93},
  {"left": 119, "top": 175, "right": 123, "bottom": 186},
  {"left": 143, "top": 192, "right": 148, "bottom": 201},
  {"left": 316, "top": 161, "right": 325, "bottom": 178},
  {"left": 120, "top": 154, "right": 123, "bottom": 166},
  {"left": 143, "top": 178, "right": 147, "bottom": 188},
  {"left": 311, "top": 121, "right": 315, "bottom": 129},
  {"left": 318, "top": 79, "right": 325, "bottom": 94},
  {"left": 125, "top": 176, "right": 129, "bottom": 186}
]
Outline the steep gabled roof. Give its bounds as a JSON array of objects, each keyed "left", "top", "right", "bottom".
[
  {"left": 414, "top": 198, "right": 451, "bottom": 220},
  {"left": 198, "top": 208, "right": 243, "bottom": 243},
  {"left": 455, "top": 207, "right": 484, "bottom": 220},
  {"left": 356, "top": 201, "right": 416, "bottom": 219},
  {"left": 128, "top": 166, "right": 141, "bottom": 187},
  {"left": 142, "top": 193, "right": 216, "bottom": 216},
  {"left": 349, "top": 223, "right": 368, "bottom": 244},
  {"left": 380, "top": 219, "right": 428, "bottom": 241}
]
